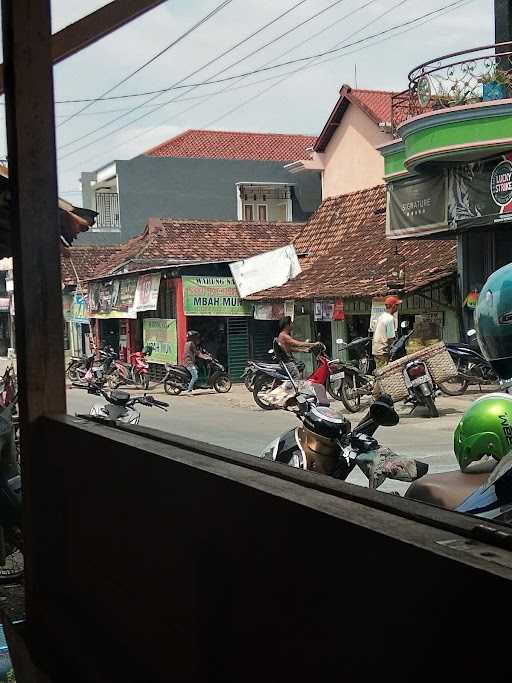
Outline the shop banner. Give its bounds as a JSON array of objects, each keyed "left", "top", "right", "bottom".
[
  {"left": 254, "top": 303, "right": 284, "bottom": 320},
  {"left": 63, "top": 294, "right": 73, "bottom": 322},
  {"left": 333, "top": 298, "right": 345, "bottom": 321},
  {"left": 182, "top": 276, "right": 252, "bottom": 317},
  {"left": 230, "top": 245, "right": 301, "bottom": 298},
  {"left": 314, "top": 299, "right": 334, "bottom": 321},
  {"left": 387, "top": 174, "right": 448, "bottom": 238},
  {"left": 71, "top": 293, "right": 89, "bottom": 323},
  {"left": 88, "top": 274, "right": 154, "bottom": 319},
  {"left": 448, "top": 152, "right": 512, "bottom": 229},
  {"left": 143, "top": 318, "right": 177, "bottom": 364},
  {"left": 133, "top": 273, "right": 161, "bottom": 313}
]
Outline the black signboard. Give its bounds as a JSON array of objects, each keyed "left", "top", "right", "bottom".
[
  {"left": 387, "top": 174, "right": 448, "bottom": 238},
  {"left": 448, "top": 153, "right": 512, "bottom": 229}
]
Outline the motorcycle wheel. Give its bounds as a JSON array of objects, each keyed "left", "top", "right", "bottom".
[
  {"left": 327, "top": 375, "right": 343, "bottom": 401},
  {"left": 340, "top": 373, "right": 361, "bottom": 413},
  {"left": 244, "top": 373, "right": 253, "bottom": 391},
  {"left": 164, "top": 379, "right": 183, "bottom": 395},
  {"left": 134, "top": 371, "right": 150, "bottom": 391},
  {"left": 253, "top": 375, "right": 278, "bottom": 411},
  {"left": 66, "top": 362, "right": 80, "bottom": 382},
  {"left": 106, "top": 371, "right": 120, "bottom": 390},
  {"left": 213, "top": 374, "right": 232, "bottom": 393},
  {"left": 424, "top": 395, "right": 439, "bottom": 418},
  {"left": 438, "top": 360, "right": 468, "bottom": 396}
]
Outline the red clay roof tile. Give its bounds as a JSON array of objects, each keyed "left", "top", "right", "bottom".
[
  {"left": 145, "top": 129, "right": 317, "bottom": 161},
  {"left": 61, "top": 245, "right": 122, "bottom": 286},
  {"left": 249, "top": 185, "right": 457, "bottom": 300}
]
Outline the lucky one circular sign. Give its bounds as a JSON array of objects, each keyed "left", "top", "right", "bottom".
[{"left": 491, "top": 159, "right": 512, "bottom": 207}]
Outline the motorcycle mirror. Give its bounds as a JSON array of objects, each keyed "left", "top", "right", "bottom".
[
  {"left": 401, "top": 321, "right": 409, "bottom": 329},
  {"left": 369, "top": 395, "right": 399, "bottom": 426},
  {"left": 467, "top": 328, "right": 477, "bottom": 337}
]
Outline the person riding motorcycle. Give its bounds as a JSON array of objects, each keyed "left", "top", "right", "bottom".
[
  {"left": 277, "top": 316, "right": 322, "bottom": 383},
  {"left": 452, "top": 262, "right": 512, "bottom": 472},
  {"left": 183, "top": 330, "right": 210, "bottom": 394}
]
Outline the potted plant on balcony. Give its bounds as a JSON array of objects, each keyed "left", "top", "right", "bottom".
[{"left": 479, "top": 67, "right": 511, "bottom": 101}]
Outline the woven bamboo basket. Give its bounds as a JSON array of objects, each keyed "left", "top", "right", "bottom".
[{"left": 375, "top": 342, "right": 457, "bottom": 402}]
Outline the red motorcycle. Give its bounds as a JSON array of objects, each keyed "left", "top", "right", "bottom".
[{"left": 106, "top": 347, "right": 152, "bottom": 390}]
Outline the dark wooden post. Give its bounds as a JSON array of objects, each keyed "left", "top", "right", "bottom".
[
  {"left": 495, "top": 0, "right": 512, "bottom": 44},
  {"left": 1, "top": 0, "right": 65, "bottom": 616}
]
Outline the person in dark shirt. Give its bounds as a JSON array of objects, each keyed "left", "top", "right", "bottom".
[{"left": 183, "top": 330, "right": 209, "bottom": 393}]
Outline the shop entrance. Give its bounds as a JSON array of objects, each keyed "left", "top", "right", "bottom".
[
  {"left": 100, "top": 319, "right": 120, "bottom": 352},
  {"left": 186, "top": 316, "right": 249, "bottom": 380}
]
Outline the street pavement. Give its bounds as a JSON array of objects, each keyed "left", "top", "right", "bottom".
[{"left": 66, "top": 382, "right": 484, "bottom": 495}]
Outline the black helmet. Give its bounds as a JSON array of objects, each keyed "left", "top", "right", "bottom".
[
  {"left": 143, "top": 345, "right": 153, "bottom": 356},
  {"left": 187, "top": 330, "right": 200, "bottom": 340},
  {"left": 475, "top": 263, "right": 512, "bottom": 378}
]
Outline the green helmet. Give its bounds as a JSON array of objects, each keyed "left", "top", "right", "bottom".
[{"left": 454, "top": 393, "right": 512, "bottom": 471}]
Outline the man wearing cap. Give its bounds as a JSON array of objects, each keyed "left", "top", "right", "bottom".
[{"left": 372, "top": 295, "right": 402, "bottom": 369}]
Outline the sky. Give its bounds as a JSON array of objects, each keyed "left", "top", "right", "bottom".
[{"left": 0, "top": 0, "right": 496, "bottom": 202}]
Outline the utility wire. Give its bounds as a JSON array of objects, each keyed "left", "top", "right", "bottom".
[
  {"left": 58, "top": 0, "right": 465, "bottom": 164},
  {"left": 60, "top": 0, "right": 472, "bottom": 174},
  {"left": 57, "top": 0, "right": 236, "bottom": 128},
  {"left": 57, "top": 0, "right": 313, "bottom": 151}
]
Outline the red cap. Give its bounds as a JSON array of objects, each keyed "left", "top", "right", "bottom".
[{"left": 384, "top": 295, "right": 403, "bottom": 307}]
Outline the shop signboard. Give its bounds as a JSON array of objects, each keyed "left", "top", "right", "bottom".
[
  {"left": 314, "top": 299, "right": 334, "bottom": 321},
  {"left": 182, "top": 276, "right": 252, "bottom": 317},
  {"left": 88, "top": 275, "right": 152, "bottom": 319},
  {"left": 62, "top": 294, "right": 73, "bottom": 322},
  {"left": 71, "top": 293, "right": 89, "bottom": 324},
  {"left": 143, "top": 318, "right": 177, "bottom": 364},
  {"left": 387, "top": 174, "right": 448, "bottom": 238},
  {"left": 133, "top": 273, "right": 161, "bottom": 313},
  {"left": 448, "top": 152, "right": 512, "bottom": 229}
]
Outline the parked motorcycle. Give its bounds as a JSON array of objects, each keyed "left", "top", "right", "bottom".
[
  {"left": 438, "top": 329, "right": 499, "bottom": 396},
  {"left": 163, "top": 354, "right": 232, "bottom": 395},
  {"left": 105, "top": 347, "right": 152, "bottom": 390},
  {"left": 260, "top": 390, "right": 428, "bottom": 489},
  {"left": 75, "top": 382, "right": 168, "bottom": 425}
]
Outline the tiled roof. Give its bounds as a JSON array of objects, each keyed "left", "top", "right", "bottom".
[
  {"left": 61, "top": 245, "right": 122, "bottom": 286},
  {"left": 314, "top": 85, "right": 394, "bottom": 152},
  {"left": 249, "top": 185, "right": 457, "bottom": 300},
  {"left": 93, "top": 218, "right": 303, "bottom": 278},
  {"left": 145, "top": 129, "right": 317, "bottom": 161}
]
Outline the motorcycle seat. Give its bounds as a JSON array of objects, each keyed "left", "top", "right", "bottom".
[{"left": 404, "top": 470, "right": 489, "bottom": 510}]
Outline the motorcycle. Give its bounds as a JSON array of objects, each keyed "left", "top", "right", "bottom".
[
  {"left": 105, "top": 347, "right": 152, "bottom": 390},
  {"left": 163, "top": 353, "right": 232, "bottom": 395},
  {"left": 260, "top": 388, "right": 428, "bottom": 489},
  {"left": 438, "top": 329, "right": 499, "bottom": 396},
  {"left": 75, "top": 382, "right": 169, "bottom": 425},
  {"left": 242, "top": 353, "right": 305, "bottom": 392}
]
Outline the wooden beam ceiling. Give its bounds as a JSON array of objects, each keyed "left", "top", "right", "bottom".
[{"left": 0, "top": 0, "right": 167, "bottom": 93}]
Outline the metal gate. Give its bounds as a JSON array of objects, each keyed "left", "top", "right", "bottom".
[{"left": 227, "top": 318, "right": 249, "bottom": 380}]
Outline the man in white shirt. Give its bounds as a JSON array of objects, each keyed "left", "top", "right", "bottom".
[{"left": 372, "top": 295, "right": 402, "bottom": 369}]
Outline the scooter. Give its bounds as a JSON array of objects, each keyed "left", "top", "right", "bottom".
[
  {"left": 438, "top": 329, "right": 499, "bottom": 396},
  {"left": 260, "top": 383, "right": 428, "bottom": 488},
  {"left": 163, "top": 353, "right": 232, "bottom": 395},
  {"left": 242, "top": 354, "right": 305, "bottom": 392},
  {"left": 105, "top": 347, "right": 152, "bottom": 390},
  {"left": 75, "top": 382, "right": 169, "bottom": 425}
]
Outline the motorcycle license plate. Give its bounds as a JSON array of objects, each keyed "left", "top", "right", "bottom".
[
  {"left": 331, "top": 372, "right": 344, "bottom": 381},
  {"left": 410, "top": 376, "right": 428, "bottom": 387}
]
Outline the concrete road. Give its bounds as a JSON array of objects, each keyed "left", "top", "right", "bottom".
[{"left": 66, "top": 384, "right": 482, "bottom": 494}]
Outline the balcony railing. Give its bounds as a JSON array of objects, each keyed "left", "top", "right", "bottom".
[
  {"left": 95, "top": 191, "right": 121, "bottom": 229},
  {"left": 391, "top": 41, "right": 512, "bottom": 135}
]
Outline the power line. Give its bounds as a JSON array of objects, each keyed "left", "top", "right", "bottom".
[
  {"left": 57, "top": 0, "right": 236, "bottom": 128},
  {"left": 57, "top": 0, "right": 313, "bottom": 152},
  {"left": 58, "top": 0, "right": 466, "bottom": 165},
  {"left": 205, "top": 0, "right": 472, "bottom": 127}
]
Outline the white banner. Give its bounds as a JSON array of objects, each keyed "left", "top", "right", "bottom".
[
  {"left": 133, "top": 273, "right": 161, "bottom": 313},
  {"left": 230, "top": 245, "right": 301, "bottom": 298}
]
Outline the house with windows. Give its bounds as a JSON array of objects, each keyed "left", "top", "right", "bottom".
[
  {"left": 79, "top": 129, "right": 321, "bottom": 244},
  {"left": 286, "top": 84, "right": 395, "bottom": 198}
]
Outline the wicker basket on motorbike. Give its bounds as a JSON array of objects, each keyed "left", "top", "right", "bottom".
[{"left": 375, "top": 342, "right": 457, "bottom": 402}]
